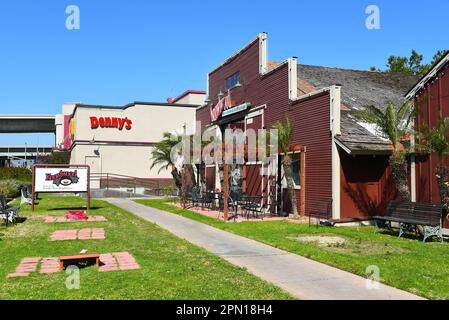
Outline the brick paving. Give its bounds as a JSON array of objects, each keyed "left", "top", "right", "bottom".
[
  {"left": 7, "top": 252, "right": 139, "bottom": 278},
  {"left": 7, "top": 257, "right": 41, "bottom": 278},
  {"left": 99, "top": 252, "right": 139, "bottom": 272},
  {"left": 39, "top": 258, "right": 60, "bottom": 274},
  {"left": 44, "top": 216, "right": 107, "bottom": 223},
  {"left": 50, "top": 228, "right": 105, "bottom": 241}
]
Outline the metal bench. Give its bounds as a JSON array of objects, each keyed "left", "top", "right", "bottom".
[
  {"left": 373, "top": 200, "right": 445, "bottom": 242},
  {"left": 0, "top": 195, "right": 20, "bottom": 226}
]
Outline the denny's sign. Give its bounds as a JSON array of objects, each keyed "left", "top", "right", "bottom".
[{"left": 90, "top": 116, "right": 132, "bottom": 130}]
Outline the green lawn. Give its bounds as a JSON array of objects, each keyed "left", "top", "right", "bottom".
[
  {"left": 0, "top": 195, "right": 293, "bottom": 300},
  {"left": 136, "top": 199, "right": 449, "bottom": 300}
]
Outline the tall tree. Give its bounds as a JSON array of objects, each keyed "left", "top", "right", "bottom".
[
  {"left": 355, "top": 102, "right": 413, "bottom": 200},
  {"left": 272, "top": 117, "right": 299, "bottom": 219},
  {"left": 375, "top": 49, "right": 448, "bottom": 76},
  {"left": 150, "top": 132, "right": 183, "bottom": 192}
]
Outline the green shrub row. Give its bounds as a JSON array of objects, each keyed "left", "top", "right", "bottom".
[
  {"left": 0, "top": 179, "right": 24, "bottom": 200},
  {"left": 0, "top": 167, "right": 32, "bottom": 181}
]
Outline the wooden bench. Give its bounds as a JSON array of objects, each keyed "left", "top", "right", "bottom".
[
  {"left": 373, "top": 201, "right": 444, "bottom": 242},
  {"left": 59, "top": 253, "right": 101, "bottom": 271}
]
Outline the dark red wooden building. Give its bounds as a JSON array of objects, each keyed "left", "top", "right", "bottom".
[
  {"left": 196, "top": 33, "right": 419, "bottom": 222},
  {"left": 406, "top": 52, "right": 449, "bottom": 227}
]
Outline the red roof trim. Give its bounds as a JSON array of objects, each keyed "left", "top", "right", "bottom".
[{"left": 170, "top": 90, "right": 206, "bottom": 103}]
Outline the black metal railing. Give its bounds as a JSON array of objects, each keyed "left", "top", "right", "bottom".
[{"left": 90, "top": 173, "right": 177, "bottom": 197}]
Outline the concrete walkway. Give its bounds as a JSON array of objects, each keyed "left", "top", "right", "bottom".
[{"left": 107, "top": 198, "right": 424, "bottom": 300}]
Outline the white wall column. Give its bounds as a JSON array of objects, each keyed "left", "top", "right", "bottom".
[{"left": 330, "top": 85, "right": 342, "bottom": 219}]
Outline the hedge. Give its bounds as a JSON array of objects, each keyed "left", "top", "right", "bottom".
[{"left": 0, "top": 167, "right": 32, "bottom": 182}]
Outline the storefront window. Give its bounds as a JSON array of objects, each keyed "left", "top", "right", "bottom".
[
  {"left": 226, "top": 71, "right": 240, "bottom": 90},
  {"left": 280, "top": 153, "right": 301, "bottom": 188},
  {"left": 291, "top": 153, "right": 300, "bottom": 187}
]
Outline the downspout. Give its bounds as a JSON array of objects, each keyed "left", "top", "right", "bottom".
[{"left": 330, "top": 85, "right": 342, "bottom": 219}]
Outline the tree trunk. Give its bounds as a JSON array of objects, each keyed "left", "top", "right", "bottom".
[
  {"left": 171, "top": 167, "right": 182, "bottom": 194},
  {"left": 185, "top": 164, "right": 197, "bottom": 187},
  {"left": 389, "top": 156, "right": 410, "bottom": 201},
  {"left": 181, "top": 165, "right": 189, "bottom": 208},
  {"left": 283, "top": 155, "right": 299, "bottom": 219},
  {"left": 389, "top": 156, "right": 424, "bottom": 234}
]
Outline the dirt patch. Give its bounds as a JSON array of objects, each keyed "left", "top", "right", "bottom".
[
  {"left": 291, "top": 235, "right": 408, "bottom": 256},
  {"left": 296, "top": 235, "right": 347, "bottom": 246}
]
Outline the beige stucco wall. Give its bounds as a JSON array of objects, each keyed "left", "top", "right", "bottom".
[
  {"left": 70, "top": 144, "right": 172, "bottom": 179},
  {"left": 69, "top": 103, "right": 196, "bottom": 181},
  {"left": 72, "top": 103, "right": 196, "bottom": 143},
  {"left": 175, "top": 93, "right": 205, "bottom": 106}
]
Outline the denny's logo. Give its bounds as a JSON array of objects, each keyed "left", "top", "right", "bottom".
[
  {"left": 90, "top": 116, "right": 132, "bottom": 130},
  {"left": 46, "top": 170, "right": 79, "bottom": 187}
]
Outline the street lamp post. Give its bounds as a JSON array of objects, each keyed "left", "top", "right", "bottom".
[{"left": 24, "top": 143, "right": 27, "bottom": 166}]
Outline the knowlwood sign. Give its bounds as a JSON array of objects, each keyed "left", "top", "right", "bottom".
[
  {"left": 34, "top": 166, "right": 89, "bottom": 192},
  {"left": 32, "top": 164, "right": 91, "bottom": 211}
]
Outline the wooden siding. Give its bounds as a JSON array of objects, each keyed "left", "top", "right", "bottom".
[
  {"left": 199, "top": 38, "right": 332, "bottom": 217},
  {"left": 340, "top": 151, "right": 398, "bottom": 218},
  {"left": 414, "top": 62, "right": 449, "bottom": 227},
  {"left": 196, "top": 106, "right": 211, "bottom": 133},
  {"left": 415, "top": 63, "right": 449, "bottom": 203},
  {"left": 286, "top": 93, "right": 333, "bottom": 216}
]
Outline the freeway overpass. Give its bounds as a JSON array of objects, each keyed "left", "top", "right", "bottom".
[
  {"left": 0, "top": 115, "right": 56, "bottom": 133},
  {"left": 0, "top": 146, "right": 53, "bottom": 166}
]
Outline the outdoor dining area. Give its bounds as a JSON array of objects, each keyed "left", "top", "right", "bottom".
[{"left": 181, "top": 186, "right": 284, "bottom": 222}]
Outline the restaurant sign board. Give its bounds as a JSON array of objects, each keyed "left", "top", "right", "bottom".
[{"left": 222, "top": 102, "right": 251, "bottom": 117}]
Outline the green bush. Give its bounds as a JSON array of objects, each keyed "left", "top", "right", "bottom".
[
  {"left": 0, "top": 167, "right": 32, "bottom": 182},
  {"left": 0, "top": 179, "right": 22, "bottom": 200}
]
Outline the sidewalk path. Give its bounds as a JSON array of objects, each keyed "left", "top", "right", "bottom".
[{"left": 107, "top": 198, "right": 424, "bottom": 300}]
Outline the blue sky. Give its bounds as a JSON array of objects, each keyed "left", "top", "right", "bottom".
[{"left": 0, "top": 0, "right": 448, "bottom": 146}]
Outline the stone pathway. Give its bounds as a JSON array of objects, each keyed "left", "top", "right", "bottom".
[
  {"left": 99, "top": 252, "right": 140, "bottom": 272},
  {"left": 7, "top": 257, "right": 59, "bottom": 278},
  {"left": 7, "top": 252, "right": 139, "bottom": 278},
  {"left": 50, "top": 228, "right": 105, "bottom": 241},
  {"left": 44, "top": 216, "right": 107, "bottom": 223},
  {"left": 107, "top": 198, "right": 425, "bottom": 300}
]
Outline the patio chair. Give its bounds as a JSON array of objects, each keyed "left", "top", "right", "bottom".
[
  {"left": 202, "top": 191, "right": 216, "bottom": 210},
  {"left": 0, "top": 195, "right": 20, "bottom": 226},
  {"left": 218, "top": 192, "right": 237, "bottom": 221},
  {"left": 308, "top": 199, "right": 333, "bottom": 227},
  {"left": 20, "top": 186, "right": 32, "bottom": 205},
  {"left": 187, "top": 188, "right": 203, "bottom": 207},
  {"left": 241, "top": 195, "right": 264, "bottom": 219}
]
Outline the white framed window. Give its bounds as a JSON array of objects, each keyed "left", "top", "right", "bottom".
[{"left": 280, "top": 152, "right": 301, "bottom": 190}]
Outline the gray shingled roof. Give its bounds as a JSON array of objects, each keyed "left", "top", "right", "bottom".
[
  {"left": 297, "top": 64, "right": 420, "bottom": 154},
  {"left": 336, "top": 111, "right": 392, "bottom": 154}
]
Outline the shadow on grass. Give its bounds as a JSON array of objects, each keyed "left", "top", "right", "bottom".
[
  {"left": 377, "top": 228, "right": 445, "bottom": 243},
  {"left": 0, "top": 217, "right": 27, "bottom": 227},
  {"left": 47, "top": 206, "right": 102, "bottom": 211}
]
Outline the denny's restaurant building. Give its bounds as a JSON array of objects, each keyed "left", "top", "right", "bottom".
[{"left": 56, "top": 92, "right": 203, "bottom": 188}]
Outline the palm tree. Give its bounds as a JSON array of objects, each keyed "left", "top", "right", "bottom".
[
  {"left": 150, "top": 132, "right": 183, "bottom": 193},
  {"left": 417, "top": 117, "right": 449, "bottom": 210},
  {"left": 355, "top": 101, "right": 413, "bottom": 200},
  {"left": 272, "top": 116, "right": 299, "bottom": 219}
]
